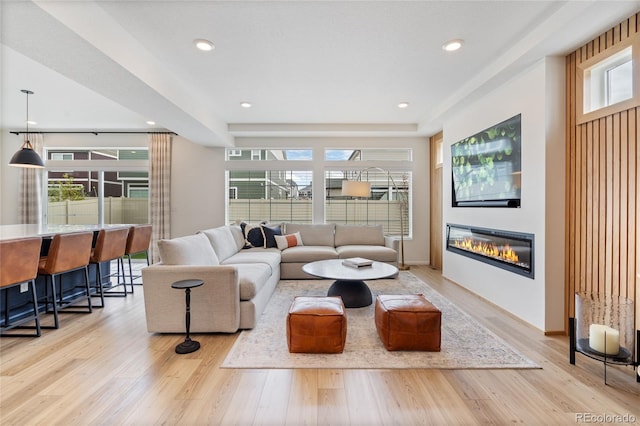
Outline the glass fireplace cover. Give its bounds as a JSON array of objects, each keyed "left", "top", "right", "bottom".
[{"left": 446, "top": 223, "right": 534, "bottom": 278}]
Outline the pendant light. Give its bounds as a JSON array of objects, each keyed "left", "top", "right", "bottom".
[{"left": 9, "top": 89, "right": 45, "bottom": 168}]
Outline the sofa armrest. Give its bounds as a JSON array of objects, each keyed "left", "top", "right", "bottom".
[
  {"left": 384, "top": 236, "right": 399, "bottom": 251},
  {"left": 142, "top": 264, "right": 241, "bottom": 333}
]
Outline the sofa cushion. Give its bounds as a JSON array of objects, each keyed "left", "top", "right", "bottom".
[
  {"left": 280, "top": 246, "right": 339, "bottom": 263},
  {"left": 231, "top": 263, "right": 272, "bottom": 300},
  {"left": 199, "top": 226, "right": 239, "bottom": 262},
  {"left": 335, "top": 224, "right": 385, "bottom": 247},
  {"left": 223, "top": 248, "right": 281, "bottom": 274},
  {"left": 336, "top": 245, "right": 398, "bottom": 262},
  {"left": 275, "top": 232, "right": 304, "bottom": 250},
  {"left": 229, "top": 224, "right": 246, "bottom": 252},
  {"left": 157, "top": 233, "right": 220, "bottom": 265},
  {"left": 261, "top": 223, "right": 282, "bottom": 248},
  {"left": 284, "top": 223, "right": 335, "bottom": 247}
]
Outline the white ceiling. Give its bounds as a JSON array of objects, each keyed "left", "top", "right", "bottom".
[{"left": 2, "top": 1, "right": 639, "bottom": 147}]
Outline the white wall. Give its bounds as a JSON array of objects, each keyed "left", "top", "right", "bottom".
[
  {"left": 442, "top": 57, "right": 565, "bottom": 332},
  {"left": 170, "top": 136, "right": 226, "bottom": 237}
]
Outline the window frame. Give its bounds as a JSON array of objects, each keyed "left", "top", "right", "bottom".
[{"left": 577, "top": 33, "right": 640, "bottom": 124}]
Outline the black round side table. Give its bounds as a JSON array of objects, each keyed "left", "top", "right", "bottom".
[{"left": 171, "top": 279, "right": 204, "bottom": 354}]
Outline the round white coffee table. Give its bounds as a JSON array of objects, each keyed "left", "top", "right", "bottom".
[{"left": 302, "top": 259, "right": 398, "bottom": 308}]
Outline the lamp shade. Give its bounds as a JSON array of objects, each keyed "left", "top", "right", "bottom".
[
  {"left": 341, "top": 180, "right": 371, "bottom": 198},
  {"left": 9, "top": 144, "right": 45, "bottom": 168}
]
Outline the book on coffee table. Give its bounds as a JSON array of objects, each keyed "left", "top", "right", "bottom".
[{"left": 342, "top": 257, "right": 373, "bottom": 268}]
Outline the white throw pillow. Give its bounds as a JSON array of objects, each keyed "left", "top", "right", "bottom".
[
  {"left": 157, "top": 233, "right": 219, "bottom": 265},
  {"left": 274, "top": 232, "right": 304, "bottom": 250}
]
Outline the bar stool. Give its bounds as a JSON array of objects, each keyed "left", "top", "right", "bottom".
[
  {"left": 121, "top": 224, "right": 152, "bottom": 290},
  {"left": 1, "top": 237, "right": 43, "bottom": 337},
  {"left": 38, "top": 232, "right": 93, "bottom": 329},
  {"left": 90, "top": 228, "right": 129, "bottom": 307}
]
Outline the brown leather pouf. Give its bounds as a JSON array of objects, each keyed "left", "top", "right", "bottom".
[
  {"left": 375, "top": 294, "right": 441, "bottom": 351},
  {"left": 286, "top": 296, "right": 347, "bottom": 353}
]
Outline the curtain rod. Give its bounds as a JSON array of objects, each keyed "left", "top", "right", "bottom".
[{"left": 9, "top": 130, "right": 178, "bottom": 135}]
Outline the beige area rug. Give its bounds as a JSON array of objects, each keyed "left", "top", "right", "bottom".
[{"left": 222, "top": 272, "right": 541, "bottom": 369}]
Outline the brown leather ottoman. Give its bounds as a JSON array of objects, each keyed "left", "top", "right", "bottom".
[
  {"left": 375, "top": 294, "right": 441, "bottom": 351},
  {"left": 287, "top": 296, "right": 347, "bottom": 353}
]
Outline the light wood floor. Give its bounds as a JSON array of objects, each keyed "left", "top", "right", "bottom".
[{"left": 1, "top": 266, "right": 638, "bottom": 425}]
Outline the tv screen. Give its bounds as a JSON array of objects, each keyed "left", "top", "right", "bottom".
[{"left": 451, "top": 114, "right": 521, "bottom": 207}]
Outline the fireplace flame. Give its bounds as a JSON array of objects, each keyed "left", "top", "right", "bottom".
[{"left": 453, "top": 237, "right": 519, "bottom": 263}]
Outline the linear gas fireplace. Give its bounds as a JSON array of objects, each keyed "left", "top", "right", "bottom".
[{"left": 446, "top": 223, "right": 534, "bottom": 278}]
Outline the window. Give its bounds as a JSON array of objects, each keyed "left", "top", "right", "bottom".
[
  {"left": 577, "top": 37, "right": 639, "bottom": 123},
  {"left": 325, "top": 148, "right": 411, "bottom": 161},
  {"left": 128, "top": 185, "right": 149, "bottom": 198},
  {"left": 45, "top": 148, "right": 149, "bottom": 225},
  {"left": 225, "top": 147, "right": 412, "bottom": 233},
  {"left": 325, "top": 169, "right": 411, "bottom": 236},
  {"left": 50, "top": 152, "right": 74, "bottom": 160},
  {"left": 226, "top": 149, "right": 312, "bottom": 161},
  {"left": 227, "top": 170, "right": 313, "bottom": 223},
  {"left": 584, "top": 47, "right": 632, "bottom": 113},
  {"left": 229, "top": 187, "right": 238, "bottom": 199},
  {"left": 607, "top": 59, "right": 632, "bottom": 105}
]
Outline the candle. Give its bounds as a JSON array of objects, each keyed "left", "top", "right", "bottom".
[{"left": 589, "top": 324, "right": 620, "bottom": 355}]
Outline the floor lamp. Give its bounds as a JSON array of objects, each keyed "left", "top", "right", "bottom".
[{"left": 341, "top": 167, "right": 410, "bottom": 271}]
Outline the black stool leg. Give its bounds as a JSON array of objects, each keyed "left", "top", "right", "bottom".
[
  {"left": 127, "top": 254, "right": 134, "bottom": 286},
  {"left": 50, "top": 275, "right": 60, "bottom": 329},
  {"left": 3, "top": 288, "right": 9, "bottom": 328},
  {"left": 29, "top": 279, "right": 41, "bottom": 337},
  {"left": 83, "top": 266, "right": 93, "bottom": 312},
  {"left": 93, "top": 263, "right": 106, "bottom": 307},
  {"left": 120, "top": 258, "right": 133, "bottom": 294}
]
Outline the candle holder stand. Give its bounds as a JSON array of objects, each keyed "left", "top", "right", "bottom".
[{"left": 569, "top": 292, "right": 638, "bottom": 384}]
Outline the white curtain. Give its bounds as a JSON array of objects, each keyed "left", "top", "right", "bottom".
[
  {"left": 148, "top": 133, "right": 172, "bottom": 263},
  {"left": 18, "top": 133, "right": 44, "bottom": 224}
]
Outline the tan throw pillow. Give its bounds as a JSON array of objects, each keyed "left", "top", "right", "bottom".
[
  {"left": 157, "top": 233, "right": 219, "bottom": 265},
  {"left": 274, "top": 232, "right": 304, "bottom": 250}
]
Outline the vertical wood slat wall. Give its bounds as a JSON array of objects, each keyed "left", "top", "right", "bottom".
[{"left": 565, "top": 13, "right": 639, "bottom": 330}]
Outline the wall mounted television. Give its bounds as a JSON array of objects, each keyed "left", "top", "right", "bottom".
[{"left": 451, "top": 114, "right": 522, "bottom": 208}]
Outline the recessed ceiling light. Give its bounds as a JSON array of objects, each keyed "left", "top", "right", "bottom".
[
  {"left": 194, "top": 39, "right": 214, "bottom": 51},
  {"left": 146, "top": 120, "right": 156, "bottom": 125},
  {"left": 26, "top": 120, "right": 37, "bottom": 125},
  {"left": 397, "top": 102, "right": 409, "bottom": 109},
  {"left": 240, "top": 102, "right": 252, "bottom": 108},
  {"left": 442, "top": 39, "right": 463, "bottom": 52}
]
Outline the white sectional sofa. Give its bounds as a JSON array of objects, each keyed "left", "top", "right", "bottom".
[{"left": 142, "top": 223, "right": 398, "bottom": 333}]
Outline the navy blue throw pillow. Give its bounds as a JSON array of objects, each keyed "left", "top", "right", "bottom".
[{"left": 261, "top": 224, "right": 282, "bottom": 248}]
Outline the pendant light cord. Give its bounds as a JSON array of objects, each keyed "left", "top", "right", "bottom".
[{"left": 21, "top": 89, "right": 34, "bottom": 148}]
